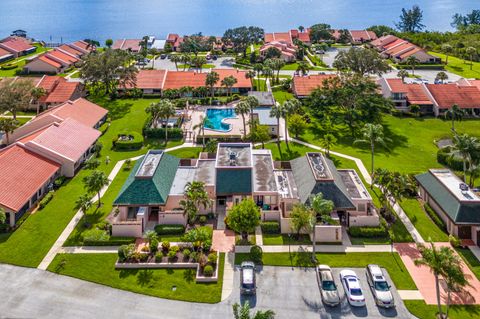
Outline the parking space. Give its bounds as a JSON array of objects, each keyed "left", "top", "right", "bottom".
[
  {"left": 229, "top": 266, "right": 411, "bottom": 319},
  {"left": 148, "top": 56, "right": 235, "bottom": 70}
]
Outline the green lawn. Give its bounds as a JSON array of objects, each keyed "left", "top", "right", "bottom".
[
  {"left": 253, "top": 79, "right": 267, "bottom": 91},
  {"left": 456, "top": 248, "right": 480, "bottom": 280},
  {"left": 281, "top": 63, "right": 300, "bottom": 70},
  {"left": 0, "top": 98, "right": 185, "bottom": 267},
  {"left": 430, "top": 52, "right": 480, "bottom": 79},
  {"left": 263, "top": 141, "right": 319, "bottom": 161},
  {"left": 47, "top": 253, "right": 224, "bottom": 303},
  {"left": 167, "top": 147, "right": 202, "bottom": 159},
  {"left": 262, "top": 234, "right": 311, "bottom": 245},
  {"left": 272, "top": 88, "right": 293, "bottom": 104},
  {"left": 399, "top": 198, "right": 449, "bottom": 242},
  {"left": 0, "top": 44, "right": 49, "bottom": 77},
  {"left": 405, "top": 300, "right": 480, "bottom": 319},
  {"left": 301, "top": 114, "right": 480, "bottom": 175},
  {"left": 235, "top": 252, "right": 416, "bottom": 290},
  {"left": 177, "top": 64, "right": 215, "bottom": 70}
]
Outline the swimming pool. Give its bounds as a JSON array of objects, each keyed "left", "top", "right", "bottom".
[{"left": 205, "top": 108, "right": 236, "bottom": 132}]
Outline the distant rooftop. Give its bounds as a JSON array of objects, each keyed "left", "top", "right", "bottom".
[
  {"left": 252, "top": 150, "right": 277, "bottom": 193},
  {"left": 194, "top": 160, "right": 215, "bottom": 185},
  {"left": 136, "top": 150, "right": 163, "bottom": 178},
  {"left": 430, "top": 169, "right": 480, "bottom": 202},
  {"left": 338, "top": 169, "right": 371, "bottom": 200},
  {"left": 274, "top": 170, "right": 298, "bottom": 199},
  {"left": 248, "top": 91, "right": 275, "bottom": 106},
  {"left": 169, "top": 167, "right": 196, "bottom": 195},
  {"left": 216, "top": 143, "right": 252, "bottom": 167},
  {"left": 306, "top": 153, "right": 333, "bottom": 181}
]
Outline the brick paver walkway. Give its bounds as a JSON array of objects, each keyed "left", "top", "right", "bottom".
[{"left": 212, "top": 230, "right": 235, "bottom": 253}]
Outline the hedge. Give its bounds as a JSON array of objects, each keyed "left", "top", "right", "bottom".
[
  {"left": 348, "top": 221, "right": 388, "bottom": 238},
  {"left": 437, "top": 146, "right": 464, "bottom": 172},
  {"left": 143, "top": 124, "right": 184, "bottom": 140},
  {"left": 155, "top": 224, "right": 185, "bottom": 235},
  {"left": 38, "top": 192, "right": 54, "bottom": 210},
  {"left": 84, "top": 237, "right": 135, "bottom": 246},
  {"left": 260, "top": 221, "right": 280, "bottom": 234},
  {"left": 424, "top": 203, "right": 447, "bottom": 232},
  {"left": 114, "top": 132, "right": 144, "bottom": 150},
  {"left": 1, "top": 63, "right": 17, "bottom": 70}
]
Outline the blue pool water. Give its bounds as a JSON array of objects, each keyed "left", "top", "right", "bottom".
[{"left": 205, "top": 108, "right": 236, "bottom": 132}]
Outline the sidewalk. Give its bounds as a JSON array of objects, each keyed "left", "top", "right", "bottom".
[
  {"left": 235, "top": 244, "right": 394, "bottom": 254},
  {"left": 221, "top": 252, "right": 235, "bottom": 301}
]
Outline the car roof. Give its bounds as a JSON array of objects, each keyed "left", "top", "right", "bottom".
[
  {"left": 368, "top": 264, "right": 384, "bottom": 278},
  {"left": 242, "top": 268, "right": 254, "bottom": 284},
  {"left": 318, "top": 265, "right": 331, "bottom": 271},
  {"left": 320, "top": 270, "right": 334, "bottom": 281},
  {"left": 346, "top": 277, "right": 361, "bottom": 289},
  {"left": 241, "top": 261, "right": 255, "bottom": 267},
  {"left": 340, "top": 269, "right": 357, "bottom": 277}
]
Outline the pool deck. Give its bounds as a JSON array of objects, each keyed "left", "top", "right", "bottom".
[{"left": 189, "top": 107, "right": 248, "bottom": 139}]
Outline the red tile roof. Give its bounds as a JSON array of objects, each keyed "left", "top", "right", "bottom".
[
  {"left": 163, "top": 71, "right": 207, "bottom": 89},
  {"left": 58, "top": 44, "right": 83, "bottom": 57},
  {"left": 293, "top": 74, "right": 336, "bottom": 96},
  {"left": 385, "top": 79, "right": 432, "bottom": 105},
  {"left": 398, "top": 47, "right": 422, "bottom": 59},
  {"left": 465, "top": 80, "right": 480, "bottom": 90},
  {"left": 383, "top": 38, "right": 406, "bottom": 50},
  {"left": 34, "top": 98, "right": 107, "bottom": 128},
  {"left": 0, "top": 36, "right": 34, "bottom": 53},
  {"left": 167, "top": 34, "right": 179, "bottom": 42},
  {"left": 26, "top": 118, "right": 101, "bottom": 161},
  {"left": 70, "top": 40, "right": 94, "bottom": 52},
  {"left": 44, "top": 82, "right": 80, "bottom": 103},
  {"left": 384, "top": 42, "right": 414, "bottom": 55},
  {"left": 264, "top": 32, "right": 293, "bottom": 44},
  {"left": 127, "top": 69, "right": 167, "bottom": 89},
  {"left": 349, "top": 30, "right": 377, "bottom": 41},
  {"left": 38, "top": 55, "right": 62, "bottom": 68},
  {"left": 37, "top": 75, "right": 65, "bottom": 92},
  {"left": 370, "top": 35, "right": 398, "bottom": 49},
  {"left": 0, "top": 47, "right": 13, "bottom": 59},
  {"left": 0, "top": 144, "right": 60, "bottom": 212},
  {"left": 297, "top": 32, "right": 311, "bottom": 43},
  {"left": 426, "top": 84, "right": 480, "bottom": 109},
  {"left": 46, "top": 50, "right": 79, "bottom": 64},
  {"left": 112, "top": 39, "right": 141, "bottom": 51},
  {"left": 214, "top": 69, "right": 252, "bottom": 88}
]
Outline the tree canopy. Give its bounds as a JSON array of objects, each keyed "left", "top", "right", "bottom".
[
  {"left": 309, "top": 23, "right": 333, "bottom": 42},
  {"left": 226, "top": 198, "right": 260, "bottom": 240},
  {"left": 333, "top": 47, "right": 391, "bottom": 76},
  {"left": 222, "top": 26, "right": 264, "bottom": 57},
  {"left": 396, "top": 5, "right": 425, "bottom": 33}
]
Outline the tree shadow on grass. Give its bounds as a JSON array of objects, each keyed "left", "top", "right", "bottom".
[
  {"left": 106, "top": 101, "right": 134, "bottom": 121},
  {"left": 136, "top": 269, "right": 154, "bottom": 287},
  {"left": 183, "top": 269, "right": 195, "bottom": 283},
  {"left": 119, "top": 269, "right": 138, "bottom": 279}
]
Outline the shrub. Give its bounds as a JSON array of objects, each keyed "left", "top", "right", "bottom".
[
  {"left": 250, "top": 245, "right": 263, "bottom": 264},
  {"left": 118, "top": 244, "right": 135, "bottom": 262},
  {"left": 161, "top": 240, "right": 170, "bottom": 251},
  {"left": 198, "top": 253, "right": 208, "bottom": 267},
  {"left": 38, "top": 192, "right": 54, "bottom": 210},
  {"left": 260, "top": 221, "right": 280, "bottom": 234},
  {"left": 424, "top": 203, "right": 447, "bottom": 231},
  {"left": 141, "top": 245, "right": 150, "bottom": 252},
  {"left": 155, "top": 224, "right": 185, "bottom": 235},
  {"left": 114, "top": 132, "right": 144, "bottom": 150},
  {"left": 85, "top": 236, "right": 134, "bottom": 246},
  {"left": 203, "top": 265, "right": 214, "bottom": 277},
  {"left": 208, "top": 252, "right": 218, "bottom": 265},
  {"left": 167, "top": 247, "right": 178, "bottom": 260},
  {"left": 54, "top": 176, "right": 68, "bottom": 188},
  {"left": 203, "top": 239, "right": 212, "bottom": 252},
  {"left": 348, "top": 224, "right": 387, "bottom": 238},
  {"left": 149, "top": 238, "right": 159, "bottom": 254},
  {"left": 190, "top": 251, "right": 199, "bottom": 262},
  {"left": 449, "top": 234, "right": 461, "bottom": 248},
  {"left": 199, "top": 215, "right": 207, "bottom": 225},
  {"left": 1, "top": 63, "right": 17, "bottom": 70},
  {"left": 183, "top": 249, "right": 191, "bottom": 259},
  {"left": 143, "top": 118, "right": 184, "bottom": 139},
  {"left": 83, "top": 228, "right": 110, "bottom": 242},
  {"left": 0, "top": 223, "right": 9, "bottom": 233},
  {"left": 155, "top": 252, "right": 164, "bottom": 262},
  {"left": 169, "top": 245, "right": 180, "bottom": 254},
  {"left": 437, "top": 147, "right": 464, "bottom": 172}
]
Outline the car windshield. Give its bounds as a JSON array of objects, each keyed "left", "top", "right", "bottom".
[
  {"left": 322, "top": 280, "right": 336, "bottom": 291},
  {"left": 242, "top": 283, "right": 254, "bottom": 289},
  {"left": 374, "top": 281, "right": 390, "bottom": 291},
  {"left": 350, "top": 288, "right": 362, "bottom": 296}
]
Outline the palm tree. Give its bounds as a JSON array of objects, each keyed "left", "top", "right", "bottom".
[
  {"left": 235, "top": 100, "right": 250, "bottom": 140},
  {"left": 193, "top": 115, "right": 211, "bottom": 148},
  {"left": 0, "top": 118, "right": 19, "bottom": 144},
  {"left": 179, "top": 86, "right": 193, "bottom": 98},
  {"left": 75, "top": 194, "right": 92, "bottom": 215},
  {"left": 466, "top": 47, "right": 477, "bottom": 70},
  {"left": 354, "top": 123, "right": 389, "bottom": 175},
  {"left": 253, "top": 63, "right": 264, "bottom": 90},
  {"left": 396, "top": 70, "right": 409, "bottom": 83},
  {"left": 444, "top": 104, "right": 465, "bottom": 132},
  {"left": 308, "top": 193, "right": 334, "bottom": 261},
  {"left": 246, "top": 70, "right": 256, "bottom": 90},
  {"left": 270, "top": 103, "right": 283, "bottom": 145},
  {"left": 320, "top": 133, "right": 337, "bottom": 157},
  {"left": 221, "top": 75, "right": 237, "bottom": 96},
  {"left": 145, "top": 102, "right": 162, "bottom": 129},
  {"left": 232, "top": 301, "right": 275, "bottom": 319},
  {"left": 158, "top": 99, "right": 176, "bottom": 144},
  {"left": 82, "top": 170, "right": 110, "bottom": 207},
  {"left": 205, "top": 71, "right": 220, "bottom": 98},
  {"left": 170, "top": 55, "right": 181, "bottom": 71},
  {"left": 450, "top": 133, "right": 479, "bottom": 182},
  {"left": 181, "top": 54, "right": 191, "bottom": 71},
  {"left": 296, "top": 61, "right": 310, "bottom": 76},
  {"left": 192, "top": 56, "right": 207, "bottom": 73},
  {"left": 406, "top": 56, "right": 419, "bottom": 76},
  {"left": 282, "top": 99, "right": 302, "bottom": 147},
  {"left": 435, "top": 71, "right": 448, "bottom": 84},
  {"left": 180, "top": 181, "right": 211, "bottom": 224},
  {"left": 442, "top": 248, "right": 469, "bottom": 318},
  {"left": 298, "top": 26, "right": 305, "bottom": 33},
  {"left": 245, "top": 95, "right": 259, "bottom": 131},
  {"left": 262, "top": 66, "right": 273, "bottom": 88},
  {"left": 30, "top": 87, "right": 46, "bottom": 115},
  {"left": 414, "top": 242, "right": 453, "bottom": 319},
  {"left": 442, "top": 44, "right": 453, "bottom": 65}
]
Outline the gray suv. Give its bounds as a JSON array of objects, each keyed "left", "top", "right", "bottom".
[{"left": 366, "top": 264, "right": 395, "bottom": 308}]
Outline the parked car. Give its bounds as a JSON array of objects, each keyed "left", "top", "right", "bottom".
[
  {"left": 316, "top": 50, "right": 325, "bottom": 54},
  {"left": 212, "top": 55, "right": 218, "bottom": 60},
  {"left": 240, "top": 261, "right": 256, "bottom": 294},
  {"left": 366, "top": 264, "right": 395, "bottom": 308},
  {"left": 160, "top": 54, "right": 166, "bottom": 59},
  {"left": 340, "top": 270, "right": 366, "bottom": 307},
  {"left": 318, "top": 265, "right": 340, "bottom": 306}
]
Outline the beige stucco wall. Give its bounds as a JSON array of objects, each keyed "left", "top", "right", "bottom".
[
  {"left": 349, "top": 214, "right": 380, "bottom": 227},
  {"left": 112, "top": 222, "right": 142, "bottom": 237},
  {"left": 24, "top": 59, "right": 61, "bottom": 74},
  {"left": 159, "top": 212, "right": 187, "bottom": 225},
  {"left": 311, "top": 225, "right": 342, "bottom": 243}
]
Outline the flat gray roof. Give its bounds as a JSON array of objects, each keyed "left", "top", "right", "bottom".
[
  {"left": 216, "top": 143, "right": 252, "bottom": 167},
  {"left": 253, "top": 108, "right": 277, "bottom": 126},
  {"left": 248, "top": 91, "right": 275, "bottom": 106},
  {"left": 252, "top": 150, "right": 277, "bottom": 193},
  {"left": 169, "top": 167, "right": 196, "bottom": 195},
  {"left": 275, "top": 170, "right": 299, "bottom": 199},
  {"left": 135, "top": 150, "right": 163, "bottom": 178},
  {"left": 337, "top": 169, "right": 371, "bottom": 200},
  {"left": 195, "top": 160, "right": 216, "bottom": 185},
  {"left": 306, "top": 153, "right": 333, "bottom": 181}
]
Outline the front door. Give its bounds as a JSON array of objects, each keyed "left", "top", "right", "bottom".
[
  {"left": 458, "top": 226, "right": 472, "bottom": 239},
  {"left": 149, "top": 207, "right": 159, "bottom": 222}
]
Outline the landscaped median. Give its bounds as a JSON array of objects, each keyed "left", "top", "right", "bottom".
[{"left": 47, "top": 253, "right": 225, "bottom": 303}]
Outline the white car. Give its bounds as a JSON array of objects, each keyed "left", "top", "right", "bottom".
[
  {"left": 366, "top": 264, "right": 395, "bottom": 308},
  {"left": 340, "top": 270, "right": 366, "bottom": 307}
]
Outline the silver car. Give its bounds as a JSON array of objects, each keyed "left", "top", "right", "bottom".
[
  {"left": 240, "top": 261, "right": 256, "bottom": 295},
  {"left": 318, "top": 265, "right": 340, "bottom": 306},
  {"left": 366, "top": 264, "right": 395, "bottom": 308}
]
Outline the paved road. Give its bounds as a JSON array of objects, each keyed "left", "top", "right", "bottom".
[
  {"left": 149, "top": 56, "right": 235, "bottom": 71},
  {"left": 0, "top": 264, "right": 412, "bottom": 318}
]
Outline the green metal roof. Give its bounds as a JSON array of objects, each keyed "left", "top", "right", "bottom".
[
  {"left": 114, "top": 152, "right": 180, "bottom": 205},
  {"left": 291, "top": 156, "right": 355, "bottom": 209},
  {"left": 416, "top": 172, "right": 480, "bottom": 224},
  {"left": 216, "top": 168, "right": 252, "bottom": 196}
]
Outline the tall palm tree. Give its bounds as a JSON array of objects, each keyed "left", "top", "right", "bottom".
[
  {"left": 450, "top": 133, "right": 479, "bottom": 182},
  {"left": 296, "top": 61, "right": 310, "bottom": 76},
  {"left": 444, "top": 104, "right": 465, "bottom": 131},
  {"left": 170, "top": 55, "right": 181, "bottom": 71},
  {"left": 158, "top": 99, "right": 176, "bottom": 144},
  {"left": 75, "top": 193, "right": 92, "bottom": 215},
  {"left": 193, "top": 115, "right": 211, "bottom": 148},
  {"left": 396, "top": 70, "right": 409, "bottom": 83},
  {"left": 466, "top": 47, "right": 477, "bottom": 70},
  {"left": 354, "top": 123, "right": 389, "bottom": 176},
  {"left": 83, "top": 170, "right": 110, "bottom": 207},
  {"left": 442, "top": 44, "right": 453, "bottom": 65},
  {"left": 308, "top": 193, "right": 334, "bottom": 261},
  {"left": 405, "top": 56, "right": 419, "bottom": 76},
  {"left": 246, "top": 70, "right": 256, "bottom": 90},
  {"left": 282, "top": 99, "right": 302, "bottom": 147},
  {"left": 205, "top": 71, "right": 220, "bottom": 98},
  {"left": 298, "top": 26, "right": 305, "bottom": 33},
  {"left": 180, "top": 181, "right": 211, "bottom": 224},
  {"left": 245, "top": 95, "right": 259, "bottom": 131},
  {"left": 30, "top": 87, "right": 46, "bottom": 115},
  {"left": 145, "top": 102, "right": 162, "bottom": 128},
  {"left": 270, "top": 103, "right": 283, "bottom": 145},
  {"left": 235, "top": 100, "right": 250, "bottom": 140},
  {"left": 435, "top": 71, "right": 448, "bottom": 84},
  {"left": 253, "top": 63, "right": 264, "bottom": 90},
  {"left": 180, "top": 54, "right": 191, "bottom": 71},
  {"left": 320, "top": 133, "right": 337, "bottom": 157},
  {"left": 220, "top": 75, "right": 237, "bottom": 96},
  {"left": 443, "top": 248, "right": 469, "bottom": 318},
  {"left": 0, "top": 118, "right": 19, "bottom": 144},
  {"left": 232, "top": 301, "right": 275, "bottom": 319}
]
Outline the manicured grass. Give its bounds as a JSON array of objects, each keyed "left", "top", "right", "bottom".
[
  {"left": 281, "top": 62, "right": 300, "bottom": 70},
  {"left": 262, "top": 234, "right": 311, "bottom": 245},
  {"left": 235, "top": 252, "right": 416, "bottom": 290},
  {"left": 167, "top": 147, "right": 202, "bottom": 159},
  {"left": 263, "top": 141, "right": 319, "bottom": 161},
  {"left": 349, "top": 237, "right": 391, "bottom": 245},
  {"left": 301, "top": 114, "right": 480, "bottom": 174},
  {"left": 399, "top": 198, "right": 449, "bottom": 242},
  {"left": 272, "top": 88, "right": 293, "bottom": 104},
  {"left": 0, "top": 98, "right": 185, "bottom": 267},
  {"left": 0, "top": 44, "right": 49, "bottom": 77},
  {"left": 430, "top": 52, "right": 480, "bottom": 79},
  {"left": 405, "top": 300, "right": 480, "bottom": 319},
  {"left": 456, "top": 248, "right": 480, "bottom": 280},
  {"left": 47, "top": 253, "right": 225, "bottom": 303},
  {"left": 253, "top": 79, "right": 267, "bottom": 91}
]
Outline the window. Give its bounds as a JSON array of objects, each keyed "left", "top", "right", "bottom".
[{"left": 357, "top": 203, "right": 366, "bottom": 212}]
